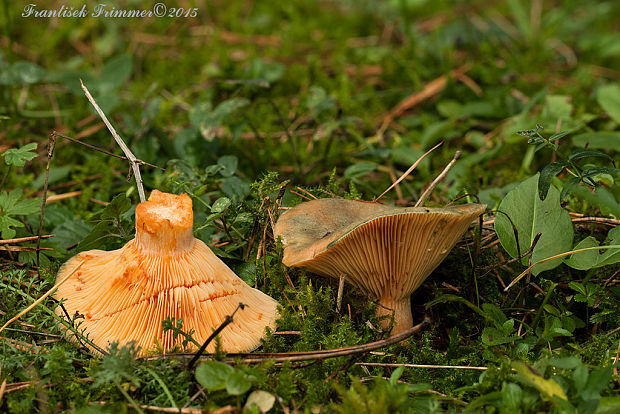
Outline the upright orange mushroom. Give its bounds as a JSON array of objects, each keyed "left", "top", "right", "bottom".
[
  {"left": 54, "top": 190, "right": 278, "bottom": 355},
  {"left": 274, "top": 198, "right": 485, "bottom": 334}
]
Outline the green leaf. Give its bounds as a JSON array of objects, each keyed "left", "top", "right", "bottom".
[
  {"left": 494, "top": 174, "right": 574, "bottom": 275},
  {"left": 568, "top": 282, "right": 587, "bottom": 295},
  {"left": 538, "top": 162, "right": 568, "bottom": 200},
  {"left": 572, "top": 132, "right": 620, "bottom": 151},
  {"left": 582, "top": 367, "right": 613, "bottom": 401},
  {"left": 573, "top": 364, "right": 589, "bottom": 391},
  {"left": 12, "top": 61, "right": 45, "bottom": 84},
  {"left": 218, "top": 155, "right": 238, "bottom": 177},
  {"left": 565, "top": 226, "right": 620, "bottom": 270},
  {"left": 195, "top": 361, "right": 234, "bottom": 391},
  {"left": 211, "top": 197, "right": 231, "bottom": 213},
  {"left": 568, "top": 149, "right": 614, "bottom": 163},
  {"left": 482, "top": 327, "right": 516, "bottom": 346},
  {"left": 2, "top": 143, "right": 38, "bottom": 166},
  {"left": 344, "top": 163, "right": 376, "bottom": 179},
  {"left": 76, "top": 222, "right": 116, "bottom": 251},
  {"left": 597, "top": 83, "right": 620, "bottom": 123},
  {"left": 501, "top": 382, "right": 522, "bottom": 410},
  {"left": 221, "top": 177, "right": 250, "bottom": 203},
  {"left": 596, "top": 397, "right": 620, "bottom": 414},
  {"left": 547, "top": 357, "right": 581, "bottom": 369},
  {"left": 99, "top": 54, "right": 133, "bottom": 90},
  {"left": 225, "top": 370, "right": 252, "bottom": 395},
  {"left": 101, "top": 194, "right": 132, "bottom": 221},
  {"left": 512, "top": 361, "right": 568, "bottom": 402}
]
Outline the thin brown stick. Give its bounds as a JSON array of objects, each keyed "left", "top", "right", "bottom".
[
  {"left": 45, "top": 191, "right": 82, "bottom": 203},
  {"left": 80, "top": 80, "right": 147, "bottom": 202},
  {"left": 375, "top": 141, "right": 443, "bottom": 202},
  {"left": 0, "top": 246, "right": 53, "bottom": 252},
  {"left": 336, "top": 274, "right": 346, "bottom": 312},
  {"left": 36, "top": 137, "right": 55, "bottom": 267},
  {"left": 147, "top": 318, "right": 430, "bottom": 364},
  {"left": 0, "top": 235, "right": 54, "bottom": 245},
  {"left": 415, "top": 150, "right": 461, "bottom": 207},
  {"left": 50, "top": 132, "right": 162, "bottom": 170},
  {"left": 356, "top": 362, "right": 487, "bottom": 370}
]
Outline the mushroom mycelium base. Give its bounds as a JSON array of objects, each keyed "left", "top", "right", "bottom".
[
  {"left": 54, "top": 190, "right": 279, "bottom": 355},
  {"left": 274, "top": 198, "right": 486, "bottom": 334}
]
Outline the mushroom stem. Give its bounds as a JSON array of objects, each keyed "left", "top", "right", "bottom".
[{"left": 376, "top": 297, "right": 413, "bottom": 335}]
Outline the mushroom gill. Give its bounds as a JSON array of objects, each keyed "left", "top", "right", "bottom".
[
  {"left": 54, "top": 190, "right": 279, "bottom": 355},
  {"left": 273, "top": 198, "right": 485, "bottom": 334}
]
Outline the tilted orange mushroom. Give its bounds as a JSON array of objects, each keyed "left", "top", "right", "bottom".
[
  {"left": 274, "top": 198, "right": 485, "bottom": 334},
  {"left": 54, "top": 190, "right": 278, "bottom": 355}
]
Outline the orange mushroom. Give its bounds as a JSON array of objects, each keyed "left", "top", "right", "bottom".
[
  {"left": 54, "top": 190, "right": 278, "bottom": 355},
  {"left": 274, "top": 198, "right": 485, "bottom": 334}
]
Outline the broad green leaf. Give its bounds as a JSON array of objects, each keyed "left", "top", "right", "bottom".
[
  {"left": 482, "top": 327, "right": 517, "bottom": 346},
  {"left": 596, "top": 397, "right": 620, "bottom": 414},
  {"left": 221, "top": 176, "right": 250, "bottom": 203},
  {"left": 99, "top": 54, "right": 133, "bottom": 90},
  {"left": 101, "top": 194, "right": 132, "bottom": 221},
  {"left": 597, "top": 83, "right": 620, "bottom": 123},
  {"left": 565, "top": 226, "right": 620, "bottom": 270},
  {"left": 12, "top": 61, "right": 45, "bottom": 84},
  {"left": 225, "top": 370, "right": 252, "bottom": 395},
  {"left": 573, "top": 364, "right": 589, "bottom": 391},
  {"left": 344, "top": 163, "right": 376, "bottom": 179},
  {"left": 2, "top": 143, "right": 38, "bottom": 166},
  {"left": 501, "top": 382, "right": 522, "bottom": 410},
  {"left": 512, "top": 361, "right": 568, "bottom": 402},
  {"left": 195, "top": 361, "right": 234, "bottom": 391},
  {"left": 494, "top": 174, "right": 573, "bottom": 275},
  {"left": 547, "top": 357, "right": 581, "bottom": 369},
  {"left": 582, "top": 367, "right": 613, "bottom": 401},
  {"left": 218, "top": 155, "right": 238, "bottom": 177},
  {"left": 572, "top": 132, "right": 620, "bottom": 151}
]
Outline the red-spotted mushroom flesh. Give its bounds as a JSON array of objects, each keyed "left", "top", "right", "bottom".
[
  {"left": 274, "top": 198, "right": 485, "bottom": 335},
  {"left": 54, "top": 190, "right": 278, "bottom": 355}
]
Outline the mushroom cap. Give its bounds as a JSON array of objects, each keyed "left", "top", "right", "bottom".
[
  {"left": 274, "top": 198, "right": 485, "bottom": 302},
  {"left": 55, "top": 190, "right": 278, "bottom": 355}
]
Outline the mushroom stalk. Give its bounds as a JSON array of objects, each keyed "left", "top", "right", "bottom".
[{"left": 376, "top": 297, "right": 413, "bottom": 335}]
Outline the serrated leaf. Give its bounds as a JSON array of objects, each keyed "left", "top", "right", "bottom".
[
  {"left": 195, "top": 361, "right": 234, "bottom": 391},
  {"left": 2, "top": 143, "right": 38, "bottom": 167},
  {"left": 597, "top": 83, "right": 620, "bottom": 123},
  {"left": 568, "top": 282, "right": 587, "bottom": 295},
  {"left": 495, "top": 174, "right": 573, "bottom": 276},
  {"left": 101, "top": 194, "right": 132, "bottom": 221},
  {"left": 482, "top": 327, "right": 516, "bottom": 346}
]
